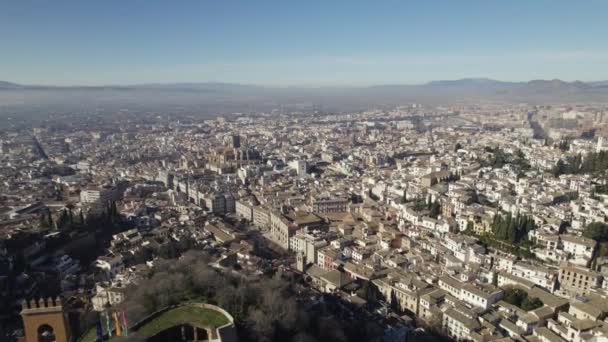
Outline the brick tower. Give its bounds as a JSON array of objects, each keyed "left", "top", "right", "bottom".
[{"left": 21, "top": 297, "right": 71, "bottom": 342}]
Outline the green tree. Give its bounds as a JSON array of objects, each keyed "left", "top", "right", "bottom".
[
  {"left": 390, "top": 290, "right": 401, "bottom": 314},
  {"left": 595, "top": 184, "right": 608, "bottom": 195},
  {"left": 465, "top": 221, "right": 474, "bottom": 234},
  {"left": 583, "top": 222, "right": 608, "bottom": 242},
  {"left": 553, "top": 159, "right": 567, "bottom": 177},
  {"left": 552, "top": 151, "right": 608, "bottom": 177},
  {"left": 110, "top": 201, "right": 119, "bottom": 222},
  {"left": 47, "top": 211, "right": 54, "bottom": 229},
  {"left": 57, "top": 210, "right": 70, "bottom": 229},
  {"left": 558, "top": 221, "right": 569, "bottom": 234},
  {"left": 491, "top": 212, "right": 536, "bottom": 245},
  {"left": 521, "top": 297, "right": 543, "bottom": 311},
  {"left": 503, "top": 288, "right": 527, "bottom": 307},
  {"left": 39, "top": 213, "right": 50, "bottom": 228},
  {"left": 429, "top": 201, "right": 441, "bottom": 219},
  {"left": 413, "top": 198, "right": 426, "bottom": 212}
]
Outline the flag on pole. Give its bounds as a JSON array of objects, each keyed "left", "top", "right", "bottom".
[
  {"left": 114, "top": 311, "right": 122, "bottom": 336},
  {"left": 104, "top": 311, "right": 112, "bottom": 337},
  {"left": 95, "top": 318, "right": 103, "bottom": 342},
  {"left": 122, "top": 311, "right": 128, "bottom": 336}
]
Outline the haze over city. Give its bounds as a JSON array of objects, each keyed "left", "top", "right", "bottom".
[{"left": 3, "top": 2, "right": 608, "bottom": 342}]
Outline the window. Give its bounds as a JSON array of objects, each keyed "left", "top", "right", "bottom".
[{"left": 37, "top": 324, "right": 56, "bottom": 342}]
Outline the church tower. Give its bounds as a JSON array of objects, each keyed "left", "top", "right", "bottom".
[{"left": 21, "top": 297, "right": 71, "bottom": 342}]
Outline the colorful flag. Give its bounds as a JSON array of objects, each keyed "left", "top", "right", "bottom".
[
  {"left": 104, "top": 311, "right": 112, "bottom": 337},
  {"left": 114, "top": 311, "right": 122, "bottom": 336},
  {"left": 95, "top": 318, "right": 103, "bottom": 342},
  {"left": 122, "top": 311, "right": 128, "bottom": 336}
]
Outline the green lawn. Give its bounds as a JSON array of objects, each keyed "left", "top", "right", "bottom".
[
  {"left": 78, "top": 304, "right": 230, "bottom": 341},
  {"left": 135, "top": 305, "right": 230, "bottom": 337},
  {"left": 78, "top": 326, "right": 97, "bottom": 342}
]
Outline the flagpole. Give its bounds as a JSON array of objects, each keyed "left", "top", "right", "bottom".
[
  {"left": 104, "top": 311, "right": 112, "bottom": 338},
  {"left": 95, "top": 313, "right": 103, "bottom": 342},
  {"left": 114, "top": 311, "right": 122, "bottom": 336},
  {"left": 122, "top": 311, "right": 129, "bottom": 336}
]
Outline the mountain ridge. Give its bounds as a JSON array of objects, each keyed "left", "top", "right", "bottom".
[
  {"left": 1, "top": 78, "right": 607, "bottom": 90},
  {"left": 2, "top": 78, "right": 608, "bottom": 112}
]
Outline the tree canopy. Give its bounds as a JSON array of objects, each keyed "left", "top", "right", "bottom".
[
  {"left": 553, "top": 151, "right": 608, "bottom": 177},
  {"left": 583, "top": 222, "right": 608, "bottom": 242},
  {"left": 481, "top": 147, "right": 530, "bottom": 171},
  {"left": 112, "top": 250, "right": 387, "bottom": 342},
  {"left": 503, "top": 288, "right": 527, "bottom": 306},
  {"left": 492, "top": 213, "right": 536, "bottom": 244},
  {"left": 503, "top": 288, "right": 543, "bottom": 311},
  {"left": 557, "top": 140, "right": 570, "bottom": 152},
  {"left": 521, "top": 297, "right": 543, "bottom": 311},
  {"left": 428, "top": 200, "right": 441, "bottom": 219}
]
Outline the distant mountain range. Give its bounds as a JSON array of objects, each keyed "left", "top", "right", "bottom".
[
  {"left": 2, "top": 78, "right": 607, "bottom": 91},
  {"left": 1, "top": 78, "right": 608, "bottom": 117},
  {"left": 0, "top": 81, "right": 22, "bottom": 89}
]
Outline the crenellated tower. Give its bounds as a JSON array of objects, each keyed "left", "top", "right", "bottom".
[{"left": 20, "top": 297, "right": 71, "bottom": 342}]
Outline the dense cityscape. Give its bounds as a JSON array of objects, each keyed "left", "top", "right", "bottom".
[
  {"left": 2, "top": 101, "right": 608, "bottom": 341},
  {"left": 3, "top": 1, "right": 608, "bottom": 342}
]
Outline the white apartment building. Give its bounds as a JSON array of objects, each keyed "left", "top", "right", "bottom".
[{"left": 443, "top": 307, "right": 480, "bottom": 341}]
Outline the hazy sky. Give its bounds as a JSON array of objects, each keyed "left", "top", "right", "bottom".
[{"left": 1, "top": 0, "right": 607, "bottom": 86}]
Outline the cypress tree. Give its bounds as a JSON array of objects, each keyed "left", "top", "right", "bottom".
[{"left": 47, "top": 211, "right": 54, "bottom": 228}]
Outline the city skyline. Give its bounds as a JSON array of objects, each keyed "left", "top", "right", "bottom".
[
  {"left": 1, "top": 0, "right": 607, "bottom": 86},
  {"left": 5, "top": 2, "right": 608, "bottom": 342}
]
